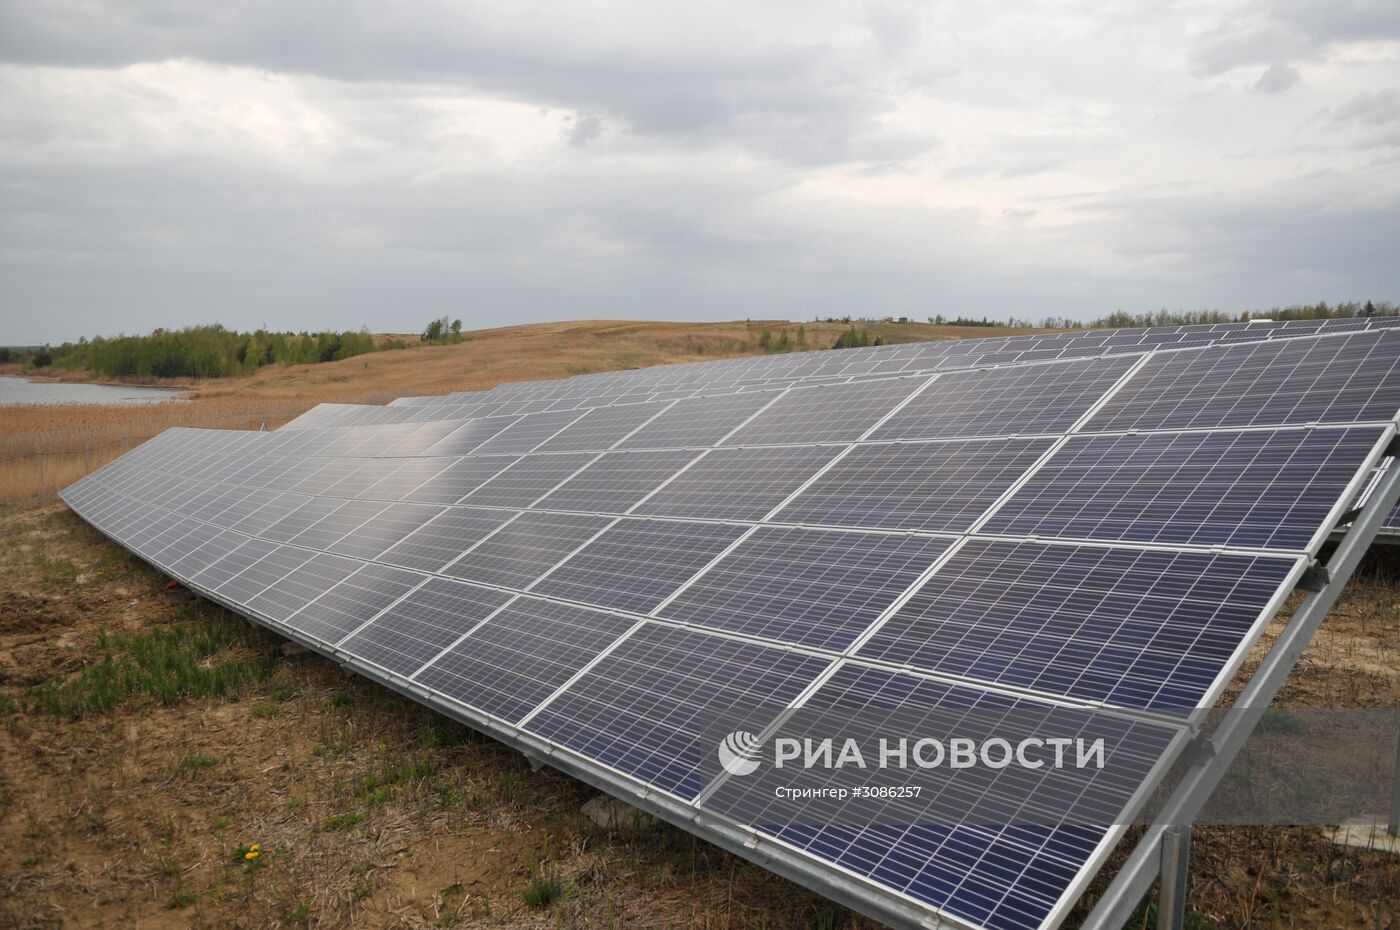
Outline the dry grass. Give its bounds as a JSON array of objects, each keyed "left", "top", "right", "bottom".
[{"left": 0, "top": 319, "right": 1039, "bottom": 508}]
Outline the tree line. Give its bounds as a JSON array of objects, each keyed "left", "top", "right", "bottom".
[{"left": 25, "top": 325, "right": 378, "bottom": 379}]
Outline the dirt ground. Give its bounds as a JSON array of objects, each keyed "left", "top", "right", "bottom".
[{"left": 1, "top": 505, "right": 1398, "bottom": 930}]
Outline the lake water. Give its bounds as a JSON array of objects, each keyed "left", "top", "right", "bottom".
[{"left": 0, "top": 376, "right": 189, "bottom": 407}]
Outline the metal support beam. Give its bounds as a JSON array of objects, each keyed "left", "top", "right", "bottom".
[
  {"left": 1158, "top": 825, "right": 1191, "bottom": 930},
  {"left": 1390, "top": 731, "right": 1400, "bottom": 839},
  {"left": 1082, "top": 431, "right": 1400, "bottom": 930}
]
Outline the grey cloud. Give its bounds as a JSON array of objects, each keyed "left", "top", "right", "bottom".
[
  {"left": 0, "top": 1, "right": 930, "bottom": 167},
  {"left": 1192, "top": 0, "right": 1400, "bottom": 76},
  {"left": 1251, "top": 62, "right": 1300, "bottom": 94},
  {"left": 1335, "top": 89, "right": 1400, "bottom": 126},
  {"left": 567, "top": 113, "right": 604, "bottom": 148}
]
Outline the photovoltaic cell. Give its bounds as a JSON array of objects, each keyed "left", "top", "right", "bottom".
[
  {"left": 531, "top": 519, "right": 748, "bottom": 613},
  {"left": 165, "top": 526, "right": 247, "bottom": 579},
  {"left": 983, "top": 427, "right": 1383, "bottom": 550},
  {"left": 443, "top": 510, "right": 613, "bottom": 590},
  {"left": 459, "top": 452, "right": 598, "bottom": 508},
  {"left": 379, "top": 508, "right": 516, "bottom": 573},
  {"left": 261, "top": 497, "right": 344, "bottom": 543},
  {"left": 526, "top": 624, "right": 831, "bottom": 799},
  {"left": 702, "top": 663, "right": 1181, "bottom": 930},
  {"left": 420, "top": 417, "right": 519, "bottom": 456},
  {"left": 360, "top": 458, "right": 455, "bottom": 501},
  {"left": 722, "top": 377, "right": 925, "bottom": 446},
  {"left": 327, "top": 502, "right": 445, "bottom": 561},
  {"left": 287, "top": 562, "right": 422, "bottom": 643},
  {"left": 858, "top": 539, "right": 1300, "bottom": 711},
  {"left": 247, "top": 552, "right": 360, "bottom": 623},
  {"left": 659, "top": 527, "right": 953, "bottom": 650},
  {"left": 470, "top": 409, "right": 584, "bottom": 455},
  {"left": 190, "top": 536, "right": 278, "bottom": 593},
  {"left": 415, "top": 597, "right": 636, "bottom": 723},
  {"left": 632, "top": 445, "right": 841, "bottom": 522},
  {"left": 774, "top": 439, "right": 1055, "bottom": 533},
  {"left": 287, "top": 500, "right": 388, "bottom": 549},
  {"left": 216, "top": 544, "right": 318, "bottom": 607},
  {"left": 533, "top": 449, "right": 698, "bottom": 513},
  {"left": 618, "top": 390, "right": 781, "bottom": 449},
  {"left": 535, "top": 402, "right": 667, "bottom": 452},
  {"left": 402, "top": 456, "right": 517, "bottom": 504},
  {"left": 343, "top": 578, "right": 514, "bottom": 678},
  {"left": 1086, "top": 332, "right": 1400, "bottom": 432},
  {"left": 869, "top": 357, "right": 1136, "bottom": 441}
]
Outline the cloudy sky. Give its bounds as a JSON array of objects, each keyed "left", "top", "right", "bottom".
[{"left": 1, "top": 1, "right": 1398, "bottom": 344}]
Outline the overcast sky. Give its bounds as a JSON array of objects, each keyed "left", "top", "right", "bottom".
[{"left": 1, "top": 1, "right": 1398, "bottom": 344}]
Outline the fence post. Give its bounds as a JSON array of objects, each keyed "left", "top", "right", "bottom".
[
  {"left": 39, "top": 448, "right": 46, "bottom": 497},
  {"left": 84, "top": 441, "right": 91, "bottom": 471}
]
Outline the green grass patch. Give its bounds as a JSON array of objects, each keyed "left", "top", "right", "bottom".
[
  {"left": 522, "top": 875, "right": 563, "bottom": 909},
  {"left": 177, "top": 753, "right": 220, "bottom": 772},
  {"left": 23, "top": 612, "right": 274, "bottom": 719},
  {"left": 322, "top": 812, "right": 365, "bottom": 831}
]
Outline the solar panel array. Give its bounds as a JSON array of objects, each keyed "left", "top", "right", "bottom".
[{"left": 60, "top": 317, "right": 1400, "bottom": 930}]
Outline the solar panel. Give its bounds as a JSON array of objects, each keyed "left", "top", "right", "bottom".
[
  {"left": 533, "top": 449, "right": 699, "bottom": 513},
  {"left": 658, "top": 527, "right": 954, "bottom": 650},
  {"left": 869, "top": 357, "right": 1137, "bottom": 441},
  {"left": 701, "top": 663, "right": 1182, "bottom": 930},
  {"left": 530, "top": 518, "right": 749, "bottom": 613},
  {"left": 326, "top": 502, "right": 445, "bottom": 561},
  {"left": 525, "top": 623, "right": 832, "bottom": 799},
  {"left": 470, "top": 409, "right": 585, "bottom": 455},
  {"left": 246, "top": 552, "right": 360, "bottom": 623},
  {"left": 57, "top": 323, "right": 1400, "bottom": 930},
  {"left": 286, "top": 562, "right": 422, "bottom": 642},
  {"left": 420, "top": 416, "right": 520, "bottom": 455},
  {"left": 773, "top": 439, "right": 1056, "bottom": 533},
  {"left": 189, "top": 536, "right": 279, "bottom": 593},
  {"left": 857, "top": 539, "right": 1301, "bottom": 711},
  {"left": 1085, "top": 332, "right": 1400, "bottom": 432},
  {"left": 414, "top": 596, "right": 636, "bottom": 723},
  {"left": 459, "top": 452, "right": 598, "bottom": 509},
  {"left": 379, "top": 507, "right": 517, "bottom": 573},
  {"left": 617, "top": 390, "right": 781, "bottom": 449},
  {"left": 535, "top": 402, "right": 668, "bottom": 452},
  {"left": 982, "top": 426, "right": 1384, "bottom": 550},
  {"left": 722, "top": 377, "right": 925, "bottom": 446},
  {"left": 286, "top": 499, "right": 388, "bottom": 549},
  {"left": 402, "top": 455, "right": 518, "bottom": 504},
  {"left": 631, "top": 445, "right": 842, "bottom": 521},
  {"left": 441, "top": 510, "right": 613, "bottom": 589},
  {"left": 342, "top": 578, "right": 515, "bottom": 678}
]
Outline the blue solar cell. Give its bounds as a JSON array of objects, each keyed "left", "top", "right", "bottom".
[
  {"left": 700, "top": 664, "right": 1181, "bottom": 930},
  {"left": 1085, "top": 332, "right": 1400, "bottom": 431},
  {"left": 442, "top": 511, "right": 613, "bottom": 590},
  {"left": 868, "top": 357, "right": 1135, "bottom": 441},
  {"left": 533, "top": 449, "right": 699, "bottom": 513},
  {"left": 722, "top": 377, "right": 924, "bottom": 446},
  {"left": 525, "top": 624, "right": 831, "bottom": 799},
  {"left": 631, "top": 445, "right": 841, "bottom": 522},
  {"left": 858, "top": 539, "right": 1300, "bottom": 711},
  {"left": 659, "top": 526, "right": 953, "bottom": 650},
  {"left": 530, "top": 518, "right": 748, "bottom": 613},
  {"left": 415, "top": 597, "right": 636, "bottom": 723},
  {"left": 773, "top": 439, "right": 1054, "bottom": 533},
  {"left": 343, "top": 578, "right": 514, "bottom": 678},
  {"left": 982, "top": 427, "right": 1383, "bottom": 550},
  {"left": 286, "top": 562, "right": 422, "bottom": 643}
]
